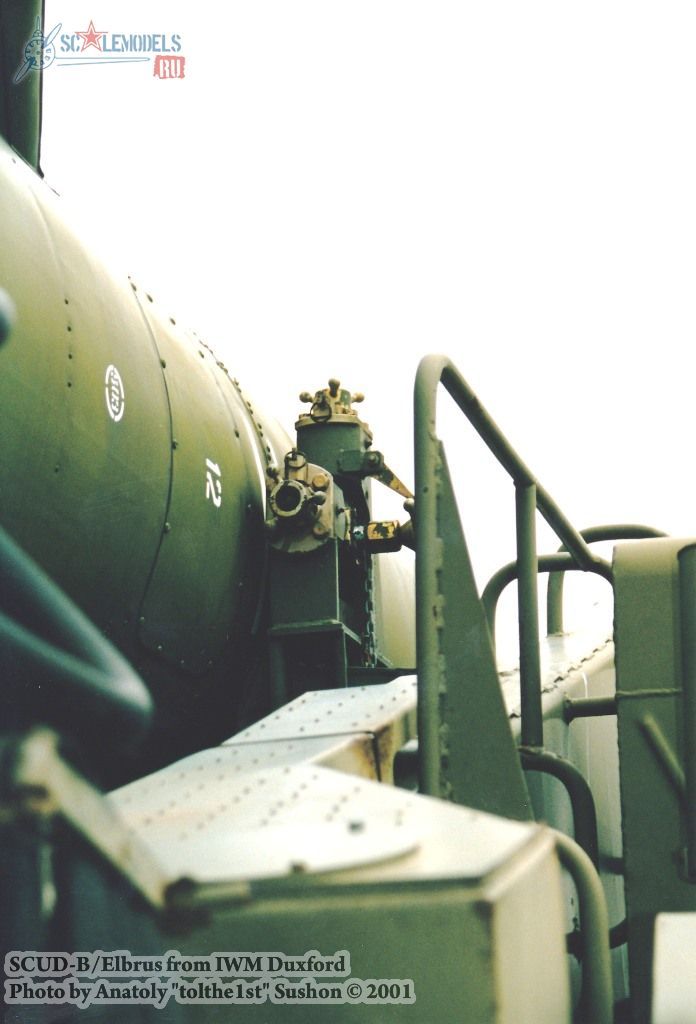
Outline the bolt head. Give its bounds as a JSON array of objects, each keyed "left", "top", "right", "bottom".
[{"left": 311, "top": 472, "right": 330, "bottom": 491}]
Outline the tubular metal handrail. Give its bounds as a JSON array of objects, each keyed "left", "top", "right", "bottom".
[
  {"left": 482, "top": 526, "right": 665, "bottom": 687},
  {"left": 0, "top": 525, "right": 153, "bottom": 752},
  {"left": 553, "top": 830, "right": 613, "bottom": 1024},
  {"left": 414, "top": 355, "right": 612, "bottom": 791},
  {"left": 481, "top": 552, "right": 608, "bottom": 654},
  {"left": 520, "top": 747, "right": 600, "bottom": 868},
  {"left": 546, "top": 524, "right": 667, "bottom": 634}
]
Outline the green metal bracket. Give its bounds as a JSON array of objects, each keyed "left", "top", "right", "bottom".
[
  {"left": 414, "top": 355, "right": 611, "bottom": 815},
  {"left": 416, "top": 439, "right": 532, "bottom": 819},
  {"left": 337, "top": 449, "right": 384, "bottom": 475},
  {"left": 614, "top": 538, "right": 696, "bottom": 1022}
]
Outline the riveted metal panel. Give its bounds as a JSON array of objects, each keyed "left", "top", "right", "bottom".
[
  {"left": 229, "top": 677, "right": 417, "bottom": 744},
  {"left": 0, "top": 140, "right": 171, "bottom": 644},
  {"left": 112, "top": 760, "right": 539, "bottom": 887},
  {"left": 134, "top": 297, "right": 267, "bottom": 673},
  {"left": 110, "top": 761, "right": 569, "bottom": 1023}
]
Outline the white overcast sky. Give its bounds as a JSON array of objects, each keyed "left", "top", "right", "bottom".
[{"left": 39, "top": 2, "right": 696, "bottom": 628}]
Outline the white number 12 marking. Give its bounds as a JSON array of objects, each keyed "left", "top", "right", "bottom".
[{"left": 205, "top": 458, "right": 222, "bottom": 508}]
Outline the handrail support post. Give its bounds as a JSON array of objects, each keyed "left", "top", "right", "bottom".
[{"left": 516, "top": 482, "right": 543, "bottom": 748}]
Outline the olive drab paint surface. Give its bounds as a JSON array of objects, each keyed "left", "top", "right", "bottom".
[{"left": 0, "top": 138, "right": 285, "bottom": 766}]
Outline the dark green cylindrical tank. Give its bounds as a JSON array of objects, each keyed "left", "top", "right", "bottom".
[{"left": 0, "top": 138, "right": 288, "bottom": 772}]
